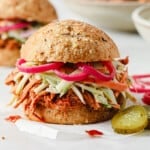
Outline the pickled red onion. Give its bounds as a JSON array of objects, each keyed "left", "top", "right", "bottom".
[
  {"left": 16, "top": 59, "right": 116, "bottom": 81},
  {"left": 0, "top": 22, "right": 30, "bottom": 33},
  {"left": 142, "top": 92, "right": 150, "bottom": 105},
  {"left": 78, "top": 61, "right": 115, "bottom": 81},
  {"left": 130, "top": 74, "right": 150, "bottom": 105},
  {"left": 132, "top": 74, "right": 150, "bottom": 79},
  {"left": 130, "top": 74, "right": 150, "bottom": 93},
  {"left": 20, "top": 29, "right": 35, "bottom": 38},
  {"left": 16, "top": 59, "right": 64, "bottom": 73},
  {"left": 130, "top": 87, "right": 150, "bottom": 93},
  {"left": 54, "top": 70, "right": 88, "bottom": 81}
]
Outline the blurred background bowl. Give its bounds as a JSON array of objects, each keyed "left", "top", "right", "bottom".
[
  {"left": 63, "top": 0, "right": 148, "bottom": 31},
  {"left": 132, "top": 5, "right": 150, "bottom": 43}
]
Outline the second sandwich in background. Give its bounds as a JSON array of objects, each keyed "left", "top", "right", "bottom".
[{"left": 0, "top": 0, "right": 57, "bottom": 66}]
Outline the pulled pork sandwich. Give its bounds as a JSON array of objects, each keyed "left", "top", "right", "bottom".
[
  {"left": 0, "top": 0, "right": 57, "bottom": 66},
  {"left": 5, "top": 20, "right": 133, "bottom": 124}
]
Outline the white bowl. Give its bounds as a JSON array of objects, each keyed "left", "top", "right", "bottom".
[
  {"left": 63, "top": 0, "right": 147, "bottom": 31},
  {"left": 132, "top": 5, "right": 150, "bottom": 43}
]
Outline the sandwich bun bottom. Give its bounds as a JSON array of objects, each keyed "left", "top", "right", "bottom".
[
  {"left": 0, "top": 48, "right": 19, "bottom": 66},
  {"left": 24, "top": 94, "right": 124, "bottom": 124}
]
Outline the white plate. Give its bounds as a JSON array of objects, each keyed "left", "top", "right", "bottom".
[
  {"left": 132, "top": 5, "right": 150, "bottom": 43},
  {"left": 0, "top": 66, "right": 150, "bottom": 150},
  {"left": 63, "top": 0, "right": 147, "bottom": 31}
]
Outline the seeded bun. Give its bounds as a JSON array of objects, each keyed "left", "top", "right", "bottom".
[
  {"left": 21, "top": 20, "right": 120, "bottom": 63},
  {"left": 0, "top": 0, "right": 57, "bottom": 23}
]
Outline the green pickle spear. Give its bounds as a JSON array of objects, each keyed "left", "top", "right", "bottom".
[{"left": 111, "top": 105, "right": 148, "bottom": 134}]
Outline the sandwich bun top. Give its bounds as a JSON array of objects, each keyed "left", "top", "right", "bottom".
[
  {"left": 0, "top": 0, "right": 57, "bottom": 23},
  {"left": 21, "top": 20, "right": 120, "bottom": 63}
]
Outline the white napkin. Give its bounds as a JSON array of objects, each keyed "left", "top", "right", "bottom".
[{"left": 15, "top": 119, "right": 58, "bottom": 139}]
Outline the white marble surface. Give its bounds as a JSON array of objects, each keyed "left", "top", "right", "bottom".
[{"left": 0, "top": 0, "right": 150, "bottom": 150}]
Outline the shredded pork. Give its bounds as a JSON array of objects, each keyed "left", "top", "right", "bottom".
[
  {"left": 5, "top": 72, "right": 102, "bottom": 118},
  {"left": 0, "top": 38, "right": 21, "bottom": 50}
]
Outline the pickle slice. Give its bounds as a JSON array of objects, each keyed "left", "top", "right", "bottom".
[
  {"left": 111, "top": 105, "right": 148, "bottom": 134},
  {"left": 143, "top": 105, "right": 150, "bottom": 129}
]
